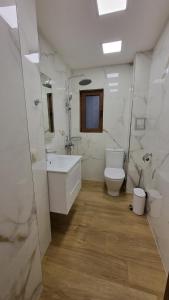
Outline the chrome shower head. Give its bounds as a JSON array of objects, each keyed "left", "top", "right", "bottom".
[
  {"left": 79, "top": 79, "right": 92, "bottom": 86},
  {"left": 43, "top": 80, "right": 52, "bottom": 88}
]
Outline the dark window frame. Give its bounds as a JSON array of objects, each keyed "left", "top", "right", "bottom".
[
  {"left": 47, "top": 93, "right": 55, "bottom": 133},
  {"left": 80, "top": 89, "right": 104, "bottom": 133}
]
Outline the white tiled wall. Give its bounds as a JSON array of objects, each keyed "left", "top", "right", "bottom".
[
  {"left": 0, "top": 0, "right": 42, "bottom": 298},
  {"left": 39, "top": 34, "right": 71, "bottom": 153},
  {"left": 142, "top": 20, "right": 169, "bottom": 273},
  {"left": 16, "top": 0, "right": 51, "bottom": 258},
  {"left": 127, "top": 20, "right": 169, "bottom": 273},
  {"left": 127, "top": 52, "right": 152, "bottom": 192},
  {"left": 71, "top": 65, "right": 133, "bottom": 181}
]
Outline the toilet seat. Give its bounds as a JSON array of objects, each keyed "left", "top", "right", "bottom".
[{"left": 104, "top": 168, "right": 125, "bottom": 180}]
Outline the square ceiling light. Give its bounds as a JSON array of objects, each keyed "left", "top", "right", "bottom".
[
  {"left": 97, "top": 0, "right": 127, "bottom": 16},
  {"left": 0, "top": 5, "right": 18, "bottom": 28},
  {"left": 102, "top": 41, "right": 122, "bottom": 54}
]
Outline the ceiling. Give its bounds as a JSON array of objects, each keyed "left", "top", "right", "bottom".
[{"left": 36, "top": 0, "right": 169, "bottom": 70}]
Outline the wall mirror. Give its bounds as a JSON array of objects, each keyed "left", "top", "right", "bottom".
[{"left": 40, "top": 73, "right": 55, "bottom": 139}]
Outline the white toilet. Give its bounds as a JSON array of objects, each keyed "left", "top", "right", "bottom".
[{"left": 104, "top": 148, "right": 125, "bottom": 197}]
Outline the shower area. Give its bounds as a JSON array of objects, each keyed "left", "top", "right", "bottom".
[
  {"left": 64, "top": 65, "right": 133, "bottom": 182},
  {"left": 65, "top": 74, "right": 92, "bottom": 155}
]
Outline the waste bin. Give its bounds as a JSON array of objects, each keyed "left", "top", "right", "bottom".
[{"left": 133, "top": 188, "right": 146, "bottom": 215}]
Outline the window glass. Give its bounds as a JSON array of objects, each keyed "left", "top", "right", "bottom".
[
  {"left": 80, "top": 89, "right": 104, "bottom": 133},
  {"left": 86, "top": 95, "right": 100, "bottom": 129}
]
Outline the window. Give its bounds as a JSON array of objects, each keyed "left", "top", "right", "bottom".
[
  {"left": 80, "top": 89, "right": 104, "bottom": 133},
  {"left": 47, "top": 93, "right": 55, "bottom": 133}
]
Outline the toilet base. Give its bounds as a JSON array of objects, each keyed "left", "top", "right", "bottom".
[{"left": 108, "top": 191, "right": 119, "bottom": 197}]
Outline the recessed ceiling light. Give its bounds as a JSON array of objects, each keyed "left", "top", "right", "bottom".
[
  {"left": 102, "top": 41, "right": 122, "bottom": 54},
  {"left": 0, "top": 5, "right": 18, "bottom": 28},
  {"left": 24, "top": 53, "right": 40, "bottom": 64},
  {"left": 107, "top": 73, "right": 119, "bottom": 79},
  {"left": 109, "top": 82, "right": 119, "bottom": 87},
  {"left": 110, "top": 89, "right": 118, "bottom": 93},
  {"left": 97, "top": 0, "right": 127, "bottom": 16}
]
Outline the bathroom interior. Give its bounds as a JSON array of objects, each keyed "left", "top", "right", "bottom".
[{"left": 1, "top": 0, "right": 169, "bottom": 299}]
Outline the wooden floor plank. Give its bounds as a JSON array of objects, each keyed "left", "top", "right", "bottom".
[{"left": 40, "top": 181, "right": 166, "bottom": 300}]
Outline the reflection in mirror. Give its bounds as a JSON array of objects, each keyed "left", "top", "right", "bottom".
[{"left": 40, "top": 73, "right": 55, "bottom": 138}]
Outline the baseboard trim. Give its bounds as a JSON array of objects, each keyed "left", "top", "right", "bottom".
[{"left": 147, "top": 215, "right": 167, "bottom": 275}]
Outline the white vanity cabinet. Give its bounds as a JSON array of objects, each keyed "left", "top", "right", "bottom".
[{"left": 47, "top": 154, "right": 82, "bottom": 214}]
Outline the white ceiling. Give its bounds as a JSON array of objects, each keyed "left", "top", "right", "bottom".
[{"left": 36, "top": 0, "right": 169, "bottom": 70}]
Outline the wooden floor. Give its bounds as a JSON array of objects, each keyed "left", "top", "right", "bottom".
[{"left": 40, "top": 181, "right": 166, "bottom": 300}]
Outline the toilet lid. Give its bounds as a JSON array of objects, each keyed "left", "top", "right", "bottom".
[{"left": 104, "top": 168, "right": 125, "bottom": 180}]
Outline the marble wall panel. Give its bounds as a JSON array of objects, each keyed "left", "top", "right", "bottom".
[
  {"left": 16, "top": 0, "right": 51, "bottom": 257},
  {"left": 71, "top": 65, "right": 133, "bottom": 181},
  {"left": 39, "top": 34, "right": 71, "bottom": 153},
  {"left": 127, "top": 52, "right": 152, "bottom": 192},
  {"left": 0, "top": 1, "right": 42, "bottom": 298},
  {"left": 142, "top": 21, "right": 169, "bottom": 273}
]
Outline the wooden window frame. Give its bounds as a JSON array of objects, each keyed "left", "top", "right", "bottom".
[
  {"left": 47, "top": 93, "right": 55, "bottom": 133},
  {"left": 80, "top": 89, "right": 104, "bottom": 133}
]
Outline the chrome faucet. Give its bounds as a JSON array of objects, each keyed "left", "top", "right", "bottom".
[{"left": 65, "top": 136, "right": 74, "bottom": 154}]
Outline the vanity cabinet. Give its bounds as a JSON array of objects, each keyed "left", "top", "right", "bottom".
[{"left": 47, "top": 155, "right": 81, "bottom": 214}]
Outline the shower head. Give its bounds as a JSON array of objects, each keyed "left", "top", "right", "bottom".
[
  {"left": 79, "top": 79, "right": 92, "bottom": 86},
  {"left": 67, "top": 74, "right": 92, "bottom": 88},
  {"left": 43, "top": 83, "right": 52, "bottom": 88},
  {"left": 43, "top": 80, "right": 52, "bottom": 88}
]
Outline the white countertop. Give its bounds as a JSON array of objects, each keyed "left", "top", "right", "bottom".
[{"left": 47, "top": 154, "right": 82, "bottom": 173}]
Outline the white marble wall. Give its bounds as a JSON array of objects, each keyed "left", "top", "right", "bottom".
[
  {"left": 71, "top": 65, "right": 133, "bottom": 181},
  {"left": 0, "top": 0, "right": 42, "bottom": 298},
  {"left": 127, "top": 20, "right": 169, "bottom": 272},
  {"left": 39, "top": 34, "right": 71, "bottom": 153},
  {"left": 141, "top": 20, "right": 169, "bottom": 273},
  {"left": 127, "top": 52, "right": 152, "bottom": 192},
  {"left": 16, "top": 0, "right": 51, "bottom": 258}
]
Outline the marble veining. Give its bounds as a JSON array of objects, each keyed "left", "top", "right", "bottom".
[
  {"left": 71, "top": 65, "right": 133, "bottom": 181},
  {"left": 0, "top": 0, "right": 43, "bottom": 299},
  {"left": 128, "top": 23, "right": 169, "bottom": 273},
  {"left": 39, "top": 34, "right": 71, "bottom": 154},
  {"left": 16, "top": 0, "right": 51, "bottom": 258},
  {"left": 127, "top": 52, "right": 152, "bottom": 192},
  {"left": 144, "top": 27, "right": 169, "bottom": 269}
]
